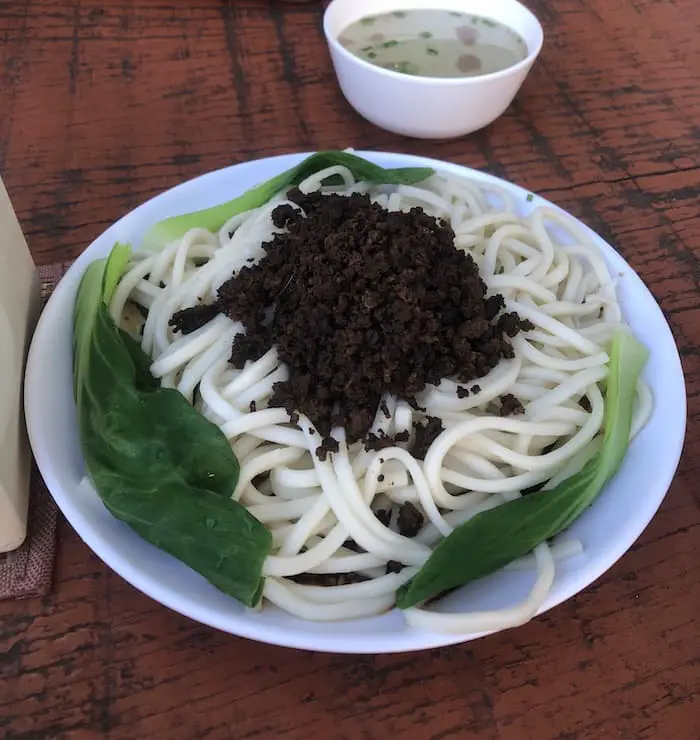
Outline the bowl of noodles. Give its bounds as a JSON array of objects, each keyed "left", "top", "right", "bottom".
[{"left": 24, "top": 150, "right": 685, "bottom": 653}]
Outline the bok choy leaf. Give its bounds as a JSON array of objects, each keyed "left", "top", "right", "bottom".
[
  {"left": 396, "top": 332, "right": 649, "bottom": 610},
  {"left": 73, "top": 243, "right": 271, "bottom": 606},
  {"left": 142, "top": 150, "right": 434, "bottom": 250}
]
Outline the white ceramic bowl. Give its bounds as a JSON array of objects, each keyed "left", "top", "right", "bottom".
[
  {"left": 323, "top": 0, "right": 544, "bottom": 139},
  {"left": 25, "top": 151, "right": 686, "bottom": 653}
]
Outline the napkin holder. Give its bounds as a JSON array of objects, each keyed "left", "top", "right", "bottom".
[{"left": 0, "top": 177, "right": 40, "bottom": 552}]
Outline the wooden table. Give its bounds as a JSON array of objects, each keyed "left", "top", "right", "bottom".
[{"left": 1, "top": 0, "right": 699, "bottom": 737}]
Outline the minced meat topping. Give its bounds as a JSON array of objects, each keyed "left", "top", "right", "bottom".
[{"left": 171, "top": 188, "right": 532, "bottom": 452}]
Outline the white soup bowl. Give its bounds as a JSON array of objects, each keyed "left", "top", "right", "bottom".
[{"left": 323, "top": 0, "right": 544, "bottom": 139}]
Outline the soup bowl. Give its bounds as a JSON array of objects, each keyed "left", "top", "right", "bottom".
[{"left": 323, "top": 0, "right": 544, "bottom": 139}]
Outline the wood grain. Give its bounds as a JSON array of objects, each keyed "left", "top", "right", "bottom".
[{"left": 1, "top": 0, "right": 699, "bottom": 738}]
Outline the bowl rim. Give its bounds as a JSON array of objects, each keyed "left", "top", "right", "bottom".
[
  {"left": 322, "top": 0, "right": 545, "bottom": 86},
  {"left": 25, "top": 149, "right": 687, "bottom": 653}
]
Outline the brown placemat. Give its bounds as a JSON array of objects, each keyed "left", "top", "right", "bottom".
[{"left": 0, "top": 262, "right": 71, "bottom": 600}]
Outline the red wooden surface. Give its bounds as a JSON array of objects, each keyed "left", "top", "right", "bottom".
[{"left": 1, "top": 1, "right": 699, "bottom": 737}]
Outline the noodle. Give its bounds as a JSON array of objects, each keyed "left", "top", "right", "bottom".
[{"left": 110, "top": 167, "right": 651, "bottom": 632}]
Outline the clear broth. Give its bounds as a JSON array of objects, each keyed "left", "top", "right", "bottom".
[{"left": 339, "top": 9, "right": 529, "bottom": 79}]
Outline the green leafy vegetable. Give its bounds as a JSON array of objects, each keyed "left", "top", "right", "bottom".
[
  {"left": 73, "top": 244, "right": 271, "bottom": 606},
  {"left": 142, "top": 150, "right": 434, "bottom": 250},
  {"left": 397, "top": 332, "right": 648, "bottom": 609}
]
